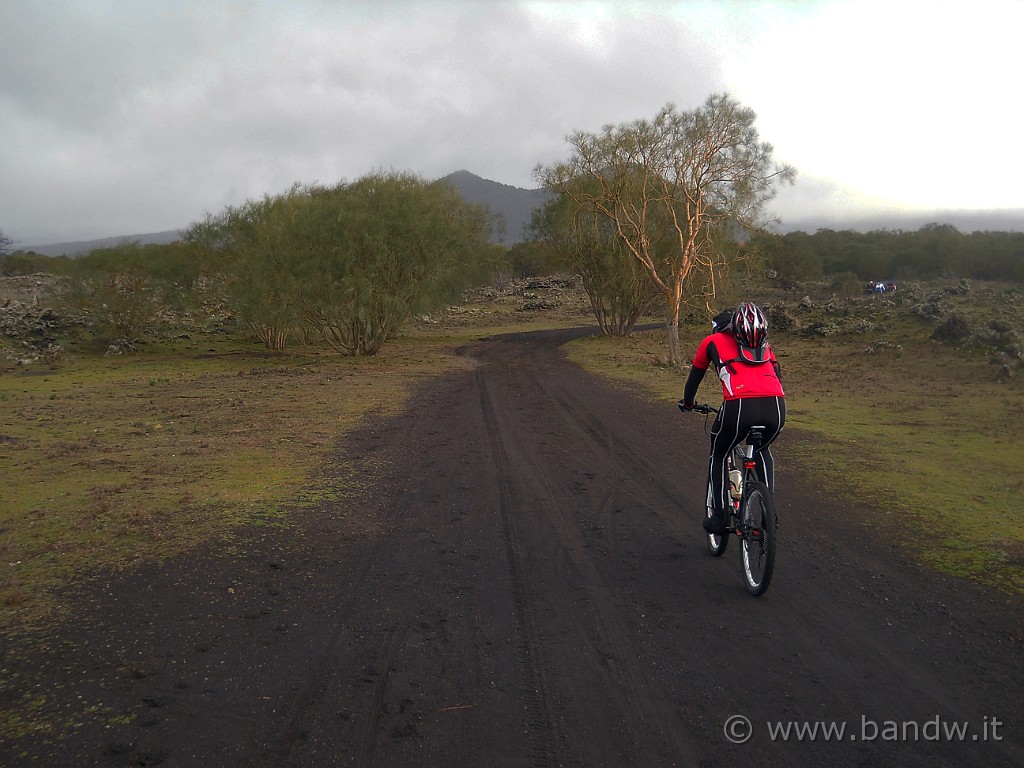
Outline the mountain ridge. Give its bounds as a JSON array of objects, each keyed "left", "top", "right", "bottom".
[
  {"left": 19, "top": 171, "right": 1023, "bottom": 256},
  {"left": 21, "top": 172, "right": 553, "bottom": 256},
  {"left": 23, "top": 229, "right": 186, "bottom": 258},
  {"left": 437, "top": 170, "right": 554, "bottom": 244}
]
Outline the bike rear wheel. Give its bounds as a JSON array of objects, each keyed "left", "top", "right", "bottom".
[{"left": 739, "top": 482, "right": 777, "bottom": 596}]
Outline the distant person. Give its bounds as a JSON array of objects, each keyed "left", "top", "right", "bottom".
[{"left": 679, "top": 303, "right": 786, "bottom": 534}]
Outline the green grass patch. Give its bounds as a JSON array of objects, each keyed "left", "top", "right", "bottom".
[{"left": 0, "top": 331, "right": 473, "bottom": 631}]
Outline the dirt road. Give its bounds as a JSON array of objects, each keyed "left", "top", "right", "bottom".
[{"left": 3, "top": 328, "right": 1021, "bottom": 767}]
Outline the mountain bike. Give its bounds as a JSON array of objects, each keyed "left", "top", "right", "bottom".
[{"left": 682, "top": 402, "right": 778, "bottom": 596}]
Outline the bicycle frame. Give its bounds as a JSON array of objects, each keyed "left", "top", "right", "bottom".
[{"left": 726, "top": 428, "right": 766, "bottom": 536}]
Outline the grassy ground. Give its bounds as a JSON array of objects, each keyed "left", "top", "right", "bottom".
[
  {"left": 564, "top": 281, "right": 1024, "bottom": 594},
  {"left": 0, "top": 334, "right": 460, "bottom": 630}
]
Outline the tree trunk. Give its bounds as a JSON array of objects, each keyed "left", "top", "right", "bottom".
[
  {"left": 666, "top": 299, "right": 683, "bottom": 364},
  {"left": 665, "top": 281, "right": 684, "bottom": 365},
  {"left": 664, "top": 319, "right": 679, "bottom": 364}
]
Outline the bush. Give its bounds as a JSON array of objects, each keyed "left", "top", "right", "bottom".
[
  {"left": 75, "top": 269, "right": 158, "bottom": 345},
  {"left": 930, "top": 314, "right": 970, "bottom": 344},
  {"left": 186, "top": 173, "right": 495, "bottom": 355}
]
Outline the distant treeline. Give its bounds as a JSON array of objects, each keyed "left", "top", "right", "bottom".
[
  {"left": 0, "top": 240, "right": 200, "bottom": 283},
  {"left": 5, "top": 222, "right": 1023, "bottom": 289},
  {"left": 751, "top": 224, "right": 1024, "bottom": 284}
]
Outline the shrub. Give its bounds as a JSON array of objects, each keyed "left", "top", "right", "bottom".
[{"left": 930, "top": 314, "right": 970, "bottom": 344}]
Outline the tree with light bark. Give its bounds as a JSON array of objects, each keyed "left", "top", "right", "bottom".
[{"left": 535, "top": 93, "right": 795, "bottom": 364}]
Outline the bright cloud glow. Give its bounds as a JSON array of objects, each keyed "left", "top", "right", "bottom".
[{"left": 720, "top": 0, "right": 1024, "bottom": 210}]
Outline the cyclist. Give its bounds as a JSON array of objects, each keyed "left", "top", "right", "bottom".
[{"left": 679, "top": 302, "right": 786, "bottom": 535}]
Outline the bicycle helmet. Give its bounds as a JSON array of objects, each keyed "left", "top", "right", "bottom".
[{"left": 732, "top": 301, "right": 769, "bottom": 362}]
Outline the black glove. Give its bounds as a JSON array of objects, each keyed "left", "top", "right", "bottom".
[{"left": 678, "top": 399, "right": 694, "bottom": 413}]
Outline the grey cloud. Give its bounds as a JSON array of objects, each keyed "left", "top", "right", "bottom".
[{"left": 0, "top": 1, "right": 730, "bottom": 243}]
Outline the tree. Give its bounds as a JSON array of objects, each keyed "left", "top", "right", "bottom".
[
  {"left": 502, "top": 239, "right": 561, "bottom": 278},
  {"left": 185, "top": 172, "right": 495, "bottom": 355},
  {"left": 300, "top": 173, "right": 494, "bottom": 355},
  {"left": 532, "top": 193, "right": 659, "bottom": 336},
  {"left": 753, "top": 231, "right": 822, "bottom": 284},
  {"left": 916, "top": 223, "right": 964, "bottom": 278},
  {"left": 0, "top": 229, "right": 12, "bottom": 257},
  {"left": 536, "top": 94, "right": 795, "bottom": 363},
  {"left": 186, "top": 187, "right": 308, "bottom": 350}
]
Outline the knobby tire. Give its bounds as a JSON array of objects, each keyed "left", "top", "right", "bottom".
[{"left": 740, "top": 482, "right": 777, "bottom": 596}]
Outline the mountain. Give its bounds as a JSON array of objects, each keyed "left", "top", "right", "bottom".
[
  {"left": 777, "top": 209, "right": 1024, "bottom": 235},
  {"left": 24, "top": 230, "right": 184, "bottom": 257},
  {"left": 29, "top": 171, "right": 1015, "bottom": 258},
  {"left": 438, "top": 170, "right": 553, "bottom": 245},
  {"left": 22, "top": 172, "right": 551, "bottom": 256}
]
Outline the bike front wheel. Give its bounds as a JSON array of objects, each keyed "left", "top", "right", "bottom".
[
  {"left": 706, "top": 530, "right": 728, "bottom": 556},
  {"left": 705, "top": 506, "right": 729, "bottom": 556},
  {"left": 739, "top": 482, "right": 777, "bottom": 596}
]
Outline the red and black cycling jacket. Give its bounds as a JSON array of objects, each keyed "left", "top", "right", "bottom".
[{"left": 683, "top": 331, "right": 785, "bottom": 403}]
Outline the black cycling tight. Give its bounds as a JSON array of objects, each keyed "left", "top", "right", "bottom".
[{"left": 706, "top": 396, "right": 786, "bottom": 514}]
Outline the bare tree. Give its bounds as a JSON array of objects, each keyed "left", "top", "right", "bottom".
[
  {"left": 536, "top": 94, "right": 795, "bottom": 364},
  {"left": 0, "top": 229, "right": 13, "bottom": 257}
]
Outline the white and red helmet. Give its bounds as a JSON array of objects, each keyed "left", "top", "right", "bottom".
[{"left": 732, "top": 302, "right": 769, "bottom": 362}]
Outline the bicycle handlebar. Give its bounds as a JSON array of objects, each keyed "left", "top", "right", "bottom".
[{"left": 677, "top": 400, "right": 719, "bottom": 415}]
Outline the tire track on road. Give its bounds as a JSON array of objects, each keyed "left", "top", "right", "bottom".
[
  {"left": 469, "top": 335, "right": 702, "bottom": 767},
  {"left": 474, "top": 365, "right": 561, "bottom": 768}
]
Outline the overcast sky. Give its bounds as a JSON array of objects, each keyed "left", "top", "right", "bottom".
[{"left": 2, "top": 0, "right": 1022, "bottom": 246}]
